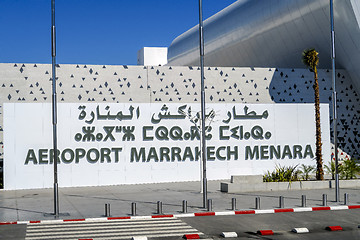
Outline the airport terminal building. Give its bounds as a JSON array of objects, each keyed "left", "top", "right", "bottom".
[{"left": 0, "top": 0, "right": 359, "bottom": 190}]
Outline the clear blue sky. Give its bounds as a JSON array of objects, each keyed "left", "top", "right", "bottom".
[{"left": 0, "top": 0, "right": 236, "bottom": 65}]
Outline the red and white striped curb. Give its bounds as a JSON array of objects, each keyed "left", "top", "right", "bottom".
[
  {"left": 1, "top": 205, "right": 359, "bottom": 225},
  {"left": 326, "top": 225, "right": 343, "bottom": 231},
  {"left": 292, "top": 227, "right": 309, "bottom": 233},
  {"left": 183, "top": 233, "right": 200, "bottom": 239},
  {"left": 257, "top": 230, "right": 274, "bottom": 235}
]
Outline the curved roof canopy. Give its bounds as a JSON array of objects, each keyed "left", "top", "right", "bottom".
[{"left": 167, "top": 0, "right": 360, "bottom": 93}]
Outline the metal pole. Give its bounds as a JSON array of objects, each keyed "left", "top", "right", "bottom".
[
  {"left": 231, "top": 198, "right": 236, "bottom": 211},
  {"left": 51, "top": 0, "right": 59, "bottom": 217},
  {"left": 105, "top": 203, "right": 110, "bottom": 217},
  {"left": 344, "top": 193, "right": 349, "bottom": 205},
  {"left": 330, "top": 0, "right": 339, "bottom": 202},
  {"left": 255, "top": 197, "right": 260, "bottom": 209},
  {"left": 198, "top": 0, "right": 207, "bottom": 210},
  {"left": 301, "top": 195, "right": 307, "bottom": 207},
  {"left": 322, "top": 194, "right": 328, "bottom": 206},
  {"left": 157, "top": 201, "right": 163, "bottom": 215},
  {"left": 131, "top": 202, "right": 136, "bottom": 216},
  {"left": 279, "top": 196, "right": 284, "bottom": 208},
  {"left": 207, "top": 199, "right": 212, "bottom": 212},
  {"left": 182, "top": 200, "right": 188, "bottom": 213}
]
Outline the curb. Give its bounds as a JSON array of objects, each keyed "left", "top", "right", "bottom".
[
  {"left": 326, "top": 225, "right": 343, "bottom": 231},
  {"left": 1, "top": 205, "right": 359, "bottom": 225},
  {"left": 257, "top": 230, "right": 274, "bottom": 235}
]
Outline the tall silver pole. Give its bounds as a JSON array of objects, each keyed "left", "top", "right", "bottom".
[
  {"left": 198, "top": 0, "right": 207, "bottom": 209},
  {"left": 330, "top": 0, "right": 339, "bottom": 202},
  {"left": 51, "top": 0, "right": 59, "bottom": 216}
]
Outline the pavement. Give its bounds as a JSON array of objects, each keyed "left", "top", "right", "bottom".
[{"left": 1, "top": 180, "right": 360, "bottom": 222}]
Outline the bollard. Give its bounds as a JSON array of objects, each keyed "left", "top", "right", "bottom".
[
  {"left": 131, "top": 202, "right": 136, "bottom": 216},
  {"left": 322, "top": 194, "right": 327, "bottom": 206},
  {"left": 182, "top": 200, "right": 188, "bottom": 213},
  {"left": 255, "top": 197, "right": 260, "bottom": 210},
  {"left": 279, "top": 196, "right": 284, "bottom": 208},
  {"left": 157, "top": 201, "right": 163, "bottom": 214},
  {"left": 344, "top": 193, "right": 349, "bottom": 205},
  {"left": 301, "top": 195, "right": 306, "bottom": 207},
  {"left": 232, "top": 198, "right": 237, "bottom": 210},
  {"left": 105, "top": 203, "right": 111, "bottom": 217},
  {"left": 207, "top": 199, "right": 212, "bottom": 212}
]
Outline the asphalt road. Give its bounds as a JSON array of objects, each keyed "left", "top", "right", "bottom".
[
  {"left": 1, "top": 209, "right": 359, "bottom": 239},
  {"left": 181, "top": 209, "right": 360, "bottom": 239},
  {"left": 0, "top": 224, "right": 26, "bottom": 240}
]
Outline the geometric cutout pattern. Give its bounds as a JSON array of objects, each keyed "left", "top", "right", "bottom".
[{"left": 0, "top": 63, "right": 359, "bottom": 163}]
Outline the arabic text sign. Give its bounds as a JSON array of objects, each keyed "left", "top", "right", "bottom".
[{"left": 3, "top": 103, "right": 330, "bottom": 190}]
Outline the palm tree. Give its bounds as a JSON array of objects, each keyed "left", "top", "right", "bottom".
[{"left": 302, "top": 48, "right": 324, "bottom": 180}]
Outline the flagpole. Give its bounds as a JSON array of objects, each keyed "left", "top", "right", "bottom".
[
  {"left": 198, "top": 0, "right": 207, "bottom": 209},
  {"left": 330, "top": 0, "right": 339, "bottom": 202},
  {"left": 51, "top": 0, "right": 59, "bottom": 217}
]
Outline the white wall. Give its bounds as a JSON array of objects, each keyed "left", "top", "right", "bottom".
[
  {"left": 0, "top": 64, "right": 358, "bottom": 189},
  {"left": 4, "top": 103, "right": 330, "bottom": 190},
  {"left": 137, "top": 47, "right": 168, "bottom": 66}
]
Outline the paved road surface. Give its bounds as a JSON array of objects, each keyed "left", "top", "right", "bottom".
[
  {"left": 2, "top": 209, "right": 360, "bottom": 239},
  {"left": 181, "top": 208, "right": 360, "bottom": 239},
  {"left": 1, "top": 180, "right": 360, "bottom": 239},
  {"left": 24, "top": 217, "right": 202, "bottom": 240}
]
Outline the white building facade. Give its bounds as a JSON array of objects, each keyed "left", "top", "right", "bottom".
[
  {"left": 1, "top": 64, "right": 358, "bottom": 189},
  {"left": 1, "top": 0, "right": 359, "bottom": 190}
]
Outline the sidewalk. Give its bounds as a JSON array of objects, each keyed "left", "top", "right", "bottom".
[{"left": 1, "top": 180, "right": 359, "bottom": 222}]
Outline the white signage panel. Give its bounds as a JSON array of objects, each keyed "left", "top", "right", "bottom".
[{"left": 4, "top": 103, "right": 330, "bottom": 190}]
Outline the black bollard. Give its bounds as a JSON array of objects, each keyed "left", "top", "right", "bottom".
[
  {"left": 182, "top": 200, "right": 187, "bottom": 213},
  {"left": 255, "top": 197, "right": 260, "bottom": 210},
  {"left": 131, "top": 202, "right": 136, "bottom": 216},
  {"left": 207, "top": 199, "right": 212, "bottom": 212},
  {"left": 105, "top": 203, "right": 110, "bottom": 217},
  {"left": 322, "top": 194, "right": 327, "bottom": 206},
  {"left": 279, "top": 196, "right": 284, "bottom": 208},
  {"left": 344, "top": 193, "right": 349, "bottom": 205},
  {"left": 157, "top": 201, "right": 163, "bottom": 214},
  {"left": 301, "top": 195, "right": 306, "bottom": 207},
  {"left": 232, "top": 198, "right": 236, "bottom": 210}
]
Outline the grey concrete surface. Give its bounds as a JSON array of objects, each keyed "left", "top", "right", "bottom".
[
  {"left": 182, "top": 210, "right": 360, "bottom": 240},
  {"left": 1, "top": 180, "right": 360, "bottom": 222},
  {"left": 0, "top": 224, "right": 26, "bottom": 240}
]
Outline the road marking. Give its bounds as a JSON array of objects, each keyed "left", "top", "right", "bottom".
[
  {"left": 215, "top": 211, "right": 235, "bottom": 216},
  {"left": 255, "top": 209, "right": 274, "bottom": 214},
  {"left": 257, "top": 230, "right": 274, "bottom": 235},
  {"left": 25, "top": 217, "right": 203, "bottom": 240},
  {"left": 326, "top": 225, "right": 343, "bottom": 231},
  {"left": 293, "top": 207, "right": 313, "bottom": 212},
  {"left": 274, "top": 208, "right": 294, "bottom": 213},
  {"left": 131, "top": 237, "right": 148, "bottom": 240},
  {"left": 330, "top": 206, "right": 348, "bottom": 210},
  {"left": 221, "top": 231, "right": 238, "bottom": 237},
  {"left": 292, "top": 227, "right": 309, "bottom": 233},
  {"left": 3, "top": 204, "right": 360, "bottom": 226}
]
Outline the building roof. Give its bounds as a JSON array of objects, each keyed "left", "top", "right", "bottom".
[{"left": 167, "top": 0, "right": 360, "bottom": 94}]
